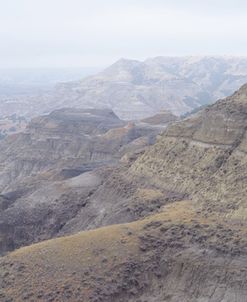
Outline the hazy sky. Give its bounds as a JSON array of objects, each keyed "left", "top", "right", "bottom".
[{"left": 1, "top": 0, "right": 247, "bottom": 68}]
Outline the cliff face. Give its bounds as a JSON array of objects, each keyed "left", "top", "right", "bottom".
[{"left": 0, "top": 86, "right": 247, "bottom": 301}]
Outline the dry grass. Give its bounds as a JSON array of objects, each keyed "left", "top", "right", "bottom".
[
  {"left": 1, "top": 201, "right": 247, "bottom": 301},
  {"left": 134, "top": 188, "right": 163, "bottom": 201}
]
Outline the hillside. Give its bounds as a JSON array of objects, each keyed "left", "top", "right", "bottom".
[
  {"left": 0, "top": 84, "right": 246, "bottom": 301},
  {"left": 1, "top": 56, "right": 247, "bottom": 119},
  {"left": 0, "top": 203, "right": 246, "bottom": 302},
  {"left": 130, "top": 83, "right": 247, "bottom": 220},
  {"left": 0, "top": 108, "right": 171, "bottom": 255}
]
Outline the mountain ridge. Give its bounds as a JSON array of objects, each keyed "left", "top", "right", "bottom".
[{"left": 1, "top": 56, "right": 247, "bottom": 119}]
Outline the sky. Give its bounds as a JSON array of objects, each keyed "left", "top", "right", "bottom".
[{"left": 0, "top": 0, "right": 247, "bottom": 68}]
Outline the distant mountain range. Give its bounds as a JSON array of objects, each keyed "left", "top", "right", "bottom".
[{"left": 1, "top": 56, "right": 247, "bottom": 119}]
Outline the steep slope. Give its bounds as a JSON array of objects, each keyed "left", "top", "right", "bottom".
[
  {"left": 1, "top": 56, "right": 247, "bottom": 119},
  {"left": 0, "top": 108, "right": 169, "bottom": 254},
  {"left": 0, "top": 84, "right": 246, "bottom": 301},
  {"left": 69, "top": 83, "right": 247, "bottom": 238},
  {"left": 130, "top": 83, "right": 247, "bottom": 220}
]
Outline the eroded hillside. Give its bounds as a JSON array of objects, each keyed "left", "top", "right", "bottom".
[
  {"left": 0, "top": 85, "right": 246, "bottom": 301},
  {"left": 130, "top": 84, "right": 247, "bottom": 220},
  {"left": 0, "top": 108, "right": 172, "bottom": 254}
]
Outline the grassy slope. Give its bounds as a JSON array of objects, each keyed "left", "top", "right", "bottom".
[{"left": 1, "top": 200, "right": 247, "bottom": 301}]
